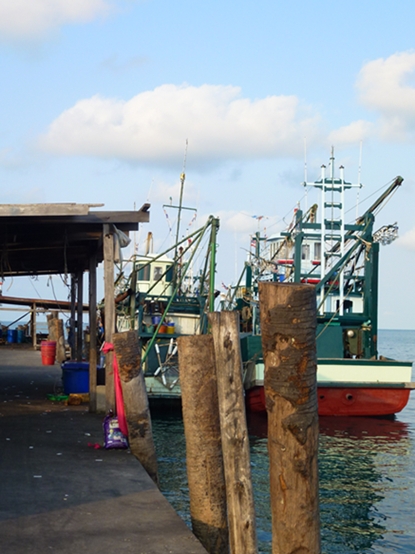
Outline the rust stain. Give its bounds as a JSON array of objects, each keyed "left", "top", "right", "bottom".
[{"left": 223, "top": 333, "right": 232, "bottom": 349}]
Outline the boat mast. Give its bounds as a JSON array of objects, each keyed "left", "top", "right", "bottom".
[
  {"left": 304, "top": 148, "right": 362, "bottom": 315},
  {"left": 174, "top": 140, "right": 188, "bottom": 262}
]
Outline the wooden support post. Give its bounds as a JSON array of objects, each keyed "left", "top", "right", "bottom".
[
  {"left": 208, "top": 311, "right": 258, "bottom": 554},
  {"left": 31, "top": 303, "right": 36, "bottom": 349},
  {"left": 70, "top": 274, "right": 76, "bottom": 359},
  {"left": 103, "top": 224, "right": 115, "bottom": 413},
  {"left": 89, "top": 252, "right": 98, "bottom": 413},
  {"left": 112, "top": 330, "right": 158, "bottom": 485},
  {"left": 258, "top": 282, "right": 320, "bottom": 554},
  {"left": 76, "top": 268, "right": 83, "bottom": 361},
  {"left": 178, "top": 335, "right": 229, "bottom": 554}
]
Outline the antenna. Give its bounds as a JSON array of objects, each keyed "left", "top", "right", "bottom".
[
  {"left": 175, "top": 139, "right": 188, "bottom": 257},
  {"left": 304, "top": 137, "right": 308, "bottom": 211},
  {"left": 356, "top": 141, "right": 363, "bottom": 219},
  {"left": 303, "top": 137, "right": 307, "bottom": 183}
]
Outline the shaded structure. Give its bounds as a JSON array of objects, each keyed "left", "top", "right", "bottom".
[{"left": 0, "top": 202, "right": 150, "bottom": 412}]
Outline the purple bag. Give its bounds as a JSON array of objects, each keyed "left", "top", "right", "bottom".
[{"left": 103, "top": 413, "right": 128, "bottom": 449}]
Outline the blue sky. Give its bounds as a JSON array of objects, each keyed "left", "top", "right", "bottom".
[{"left": 1, "top": 0, "right": 415, "bottom": 330}]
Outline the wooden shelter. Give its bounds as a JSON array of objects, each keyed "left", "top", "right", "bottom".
[{"left": 0, "top": 202, "right": 150, "bottom": 412}]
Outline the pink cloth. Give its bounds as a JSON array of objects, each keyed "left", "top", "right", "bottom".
[{"left": 101, "top": 342, "right": 128, "bottom": 437}]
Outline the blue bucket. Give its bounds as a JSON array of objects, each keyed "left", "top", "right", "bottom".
[
  {"left": 62, "top": 361, "right": 89, "bottom": 394},
  {"left": 7, "top": 329, "right": 17, "bottom": 343}
]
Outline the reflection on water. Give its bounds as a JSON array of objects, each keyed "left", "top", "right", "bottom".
[
  {"left": 153, "top": 407, "right": 414, "bottom": 554},
  {"left": 246, "top": 412, "right": 414, "bottom": 553},
  {"left": 152, "top": 330, "right": 415, "bottom": 554},
  {"left": 318, "top": 416, "right": 411, "bottom": 554}
]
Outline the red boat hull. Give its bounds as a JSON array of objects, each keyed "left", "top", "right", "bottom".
[{"left": 245, "top": 385, "right": 411, "bottom": 417}]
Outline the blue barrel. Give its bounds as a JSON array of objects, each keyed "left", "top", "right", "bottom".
[
  {"left": 16, "top": 329, "right": 25, "bottom": 343},
  {"left": 61, "top": 361, "right": 90, "bottom": 394},
  {"left": 7, "top": 329, "right": 17, "bottom": 343}
]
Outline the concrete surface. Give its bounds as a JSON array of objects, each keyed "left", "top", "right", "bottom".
[{"left": 0, "top": 345, "right": 207, "bottom": 553}]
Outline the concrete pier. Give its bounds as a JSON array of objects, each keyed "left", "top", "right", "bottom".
[{"left": 0, "top": 346, "right": 207, "bottom": 553}]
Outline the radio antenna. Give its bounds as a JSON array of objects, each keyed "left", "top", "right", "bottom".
[
  {"left": 356, "top": 140, "right": 363, "bottom": 218},
  {"left": 303, "top": 137, "right": 308, "bottom": 211},
  {"left": 174, "top": 139, "right": 188, "bottom": 257}
]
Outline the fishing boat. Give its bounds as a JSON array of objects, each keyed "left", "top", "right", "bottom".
[
  {"left": 225, "top": 151, "right": 415, "bottom": 417},
  {"left": 115, "top": 172, "right": 219, "bottom": 402}
]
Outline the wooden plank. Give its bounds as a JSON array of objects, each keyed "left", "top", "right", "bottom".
[
  {"left": 0, "top": 203, "right": 96, "bottom": 216},
  {"left": 178, "top": 335, "right": 229, "bottom": 554},
  {"left": 258, "top": 282, "right": 320, "bottom": 554},
  {"left": 208, "top": 311, "right": 257, "bottom": 554},
  {"left": 0, "top": 295, "right": 88, "bottom": 310}
]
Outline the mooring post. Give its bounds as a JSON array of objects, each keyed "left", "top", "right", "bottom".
[
  {"left": 112, "top": 330, "right": 158, "bottom": 485},
  {"left": 178, "top": 335, "right": 229, "bottom": 554},
  {"left": 258, "top": 282, "right": 321, "bottom": 554},
  {"left": 209, "top": 311, "right": 258, "bottom": 554}
]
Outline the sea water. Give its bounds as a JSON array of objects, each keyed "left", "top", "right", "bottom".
[{"left": 152, "top": 329, "right": 415, "bottom": 554}]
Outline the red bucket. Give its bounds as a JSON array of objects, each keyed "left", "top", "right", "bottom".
[{"left": 41, "top": 340, "right": 56, "bottom": 365}]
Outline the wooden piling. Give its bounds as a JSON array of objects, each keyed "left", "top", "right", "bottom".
[
  {"left": 47, "top": 313, "right": 65, "bottom": 363},
  {"left": 209, "top": 311, "right": 258, "bottom": 554},
  {"left": 178, "top": 335, "right": 229, "bottom": 554},
  {"left": 112, "top": 330, "right": 158, "bottom": 485},
  {"left": 258, "top": 282, "right": 320, "bottom": 554}
]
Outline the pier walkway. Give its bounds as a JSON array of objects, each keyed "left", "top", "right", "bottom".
[{"left": 0, "top": 346, "right": 207, "bottom": 553}]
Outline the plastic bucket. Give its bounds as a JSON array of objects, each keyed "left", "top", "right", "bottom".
[
  {"left": 61, "top": 361, "right": 89, "bottom": 394},
  {"left": 167, "top": 322, "right": 175, "bottom": 334},
  {"left": 7, "top": 329, "right": 17, "bottom": 343},
  {"left": 151, "top": 315, "right": 161, "bottom": 325},
  {"left": 41, "top": 340, "right": 56, "bottom": 365},
  {"left": 159, "top": 324, "right": 168, "bottom": 334}
]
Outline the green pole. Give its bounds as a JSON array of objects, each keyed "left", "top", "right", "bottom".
[{"left": 208, "top": 218, "right": 219, "bottom": 312}]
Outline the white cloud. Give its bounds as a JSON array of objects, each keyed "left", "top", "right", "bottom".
[
  {"left": 397, "top": 227, "right": 415, "bottom": 251},
  {"left": 328, "top": 120, "right": 373, "bottom": 146},
  {"left": 38, "top": 84, "right": 321, "bottom": 166},
  {"left": 214, "top": 210, "right": 281, "bottom": 237},
  {"left": 357, "top": 51, "right": 415, "bottom": 140},
  {"left": 0, "top": 0, "right": 112, "bottom": 39}
]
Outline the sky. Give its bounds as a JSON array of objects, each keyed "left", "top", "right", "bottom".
[{"left": 0, "top": 0, "right": 415, "bottom": 331}]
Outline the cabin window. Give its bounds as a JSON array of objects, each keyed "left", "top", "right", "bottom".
[
  {"left": 165, "top": 265, "right": 173, "bottom": 282},
  {"left": 137, "top": 264, "right": 150, "bottom": 281},
  {"left": 301, "top": 244, "right": 310, "bottom": 260},
  {"left": 153, "top": 266, "right": 163, "bottom": 282},
  {"left": 314, "top": 242, "right": 321, "bottom": 260}
]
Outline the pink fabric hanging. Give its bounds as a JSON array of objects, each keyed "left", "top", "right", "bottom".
[{"left": 101, "top": 342, "right": 128, "bottom": 437}]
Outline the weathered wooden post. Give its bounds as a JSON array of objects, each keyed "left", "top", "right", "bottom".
[
  {"left": 258, "top": 282, "right": 320, "bottom": 554},
  {"left": 178, "top": 335, "right": 229, "bottom": 554},
  {"left": 47, "top": 313, "right": 65, "bottom": 363},
  {"left": 112, "top": 330, "right": 158, "bottom": 485},
  {"left": 76, "top": 268, "right": 84, "bottom": 360},
  {"left": 103, "top": 224, "right": 115, "bottom": 411},
  {"left": 89, "top": 252, "right": 98, "bottom": 413},
  {"left": 209, "top": 311, "right": 258, "bottom": 554}
]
